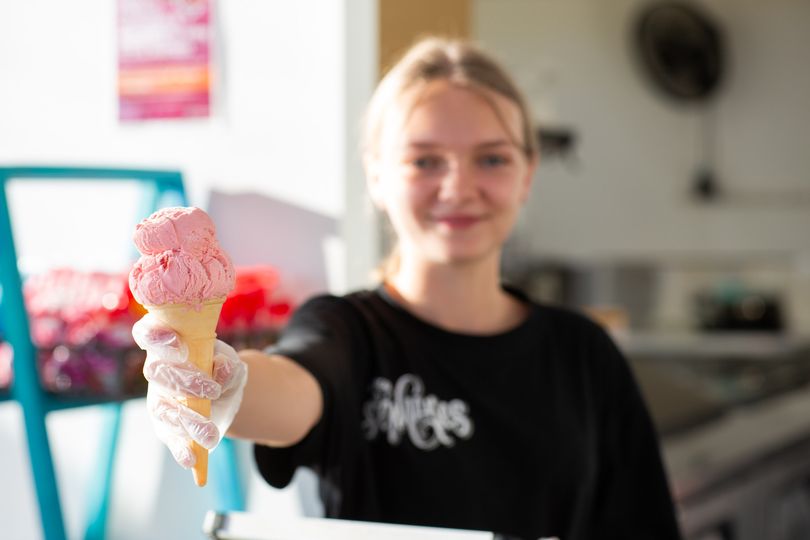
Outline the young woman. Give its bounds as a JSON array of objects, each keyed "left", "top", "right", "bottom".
[{"left": 135, "top": 38, "right": 682, "bottom": 540}]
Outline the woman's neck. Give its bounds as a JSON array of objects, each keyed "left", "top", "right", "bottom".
[{"left": 386, "top": 255, "right": 528, "bottom": 334}]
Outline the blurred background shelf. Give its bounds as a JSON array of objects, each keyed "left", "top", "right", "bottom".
[{"left": 619, "top": 332, "right": 810, "bottom": 360}]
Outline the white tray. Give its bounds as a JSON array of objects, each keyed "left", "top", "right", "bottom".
[{"left": 203, "top": 511, "right": 560, "bottom": 540}]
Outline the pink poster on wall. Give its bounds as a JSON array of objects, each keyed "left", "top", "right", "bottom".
[{"left": 117, "top": 0, "right": 211, "bottom": 121}]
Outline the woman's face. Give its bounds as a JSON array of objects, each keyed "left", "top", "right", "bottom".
[{"left": 369, "top": 80, "right": 537, "bottom": 267}]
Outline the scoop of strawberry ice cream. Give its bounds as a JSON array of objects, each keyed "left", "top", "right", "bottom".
[
  {"left": 133, "top": 206, "right": 216, "bottom": 257},
  {"left": 129, "top": 207, "right": 235, "bottom": 307}
]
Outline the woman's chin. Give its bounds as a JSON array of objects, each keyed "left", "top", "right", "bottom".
[{"left": 431, "top": 245, "right": 499, "bottom": 266}]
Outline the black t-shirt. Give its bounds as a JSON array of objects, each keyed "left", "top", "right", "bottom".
[{"left": 254, "top": 286, "right": 681, "bottom": 540}]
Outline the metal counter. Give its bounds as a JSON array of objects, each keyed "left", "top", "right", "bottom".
[{"left": 622, "top": 333, "right": 810, "bottom": 540}]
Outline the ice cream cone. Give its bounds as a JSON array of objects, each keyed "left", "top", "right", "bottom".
[{"left": 146, "top": 297, "right": 226, "bottom": 487}]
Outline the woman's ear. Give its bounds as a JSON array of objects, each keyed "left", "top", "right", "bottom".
[
  {"left": 364, "top": 154, "right": 386, "bottom": 210},
  {"left": 520, "top": 154, "right": 540, "bottom": 204}
]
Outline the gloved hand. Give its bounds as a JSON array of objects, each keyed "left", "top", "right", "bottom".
[{"left": 132, "top": 313, "right": 248, "bottom": 468}]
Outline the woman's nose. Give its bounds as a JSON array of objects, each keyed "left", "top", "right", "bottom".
[{"left": 437, "top": 161, "right": 477, "bottom": 202}]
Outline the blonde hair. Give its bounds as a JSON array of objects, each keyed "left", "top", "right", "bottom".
[{"left": 363, "top": 37, "right": 539, "bottom": 280}]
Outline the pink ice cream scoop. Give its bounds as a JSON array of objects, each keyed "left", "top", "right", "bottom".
[
  {"left": 129, "top": 207, "right": 235, "bottom": 307},
  {"left": 133, "top": 206, "right": 217, "bottom": 257}
]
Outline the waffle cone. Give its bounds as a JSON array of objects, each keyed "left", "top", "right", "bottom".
[{"left": 146, "top": 297, "right": 226, "bottom": 487}]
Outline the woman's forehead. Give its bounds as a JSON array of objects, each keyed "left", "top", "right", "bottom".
[{"left": 388, "top": 80, "right": 524, "bottom": 150}]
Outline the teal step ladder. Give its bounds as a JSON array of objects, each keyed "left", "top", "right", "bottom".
[{"left": 0, "top": 167, "right": 245, "bottom": 540}]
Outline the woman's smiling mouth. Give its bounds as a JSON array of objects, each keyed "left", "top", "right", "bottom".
[{"left": 433, "top": 214, "right": 484, "bottom": 229}]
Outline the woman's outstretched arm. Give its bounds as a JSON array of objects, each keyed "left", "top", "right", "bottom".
[{"left": 228, "top": 349, "right": 323, "bottom": 447}]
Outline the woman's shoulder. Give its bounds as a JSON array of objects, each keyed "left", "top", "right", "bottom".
[
  {"left": 511, "top": 286, "right": 606, "bottom": 336},
  {"left": 518, "top": 294, "right": 618, "bottom": 351},
  {"left": 534, "top": 302, "right": 604, "bottom": 332},
  {"left": 293, "top": 288, "right": 384, "bottom": 320}
]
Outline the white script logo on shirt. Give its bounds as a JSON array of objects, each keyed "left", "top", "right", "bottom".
[{"left": 362, "top": 374, "right": 474, "bottom": 450}]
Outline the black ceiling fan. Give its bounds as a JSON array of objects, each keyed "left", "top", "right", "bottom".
[{"left": 635, "top": 1, "right": 725, "bottom": 102}]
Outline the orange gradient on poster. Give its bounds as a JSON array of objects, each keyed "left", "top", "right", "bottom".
[{"left": 118, "top": 66, "right": 210, "bottom": 96}]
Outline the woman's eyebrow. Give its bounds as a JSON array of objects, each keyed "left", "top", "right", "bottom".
[
  {"left": 475, "top": 139, "right": 513, "bottom": 149},
  {"left": 403, "top": 141, "right": 440, "bottom": 149},
  {"left": 403, "top": 139, "right": 513, "bottom": 149}
]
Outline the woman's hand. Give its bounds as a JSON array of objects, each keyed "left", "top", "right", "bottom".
[{"left": 132, "top": 314, "right": 248, "bottom": 468}]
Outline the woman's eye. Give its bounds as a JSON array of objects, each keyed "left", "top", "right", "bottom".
[
  {"left": 411, "top": 156, "right": 442, "bottom": 170},
  {"left": 478, "top": 154, "right": 509, "bottom": 168}
]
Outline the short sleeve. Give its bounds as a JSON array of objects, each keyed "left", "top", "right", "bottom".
[
  {"left": 590, "top": 326, "right": 683, "bottom": 539},
  {"left": 253, "top": 295, "right": 368, "bottom": 494}
]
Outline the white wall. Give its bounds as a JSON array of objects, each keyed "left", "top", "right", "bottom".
[
  {"left": 0, "top": 0, "right": 343, "bottom": 218},
  {"left": 474, "top": 0, "right": 810, "bottom": 261},
  {"left": 0, "top": 0, "right": 377, "bottom": 538}
]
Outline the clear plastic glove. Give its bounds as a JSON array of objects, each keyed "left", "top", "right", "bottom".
[{"left": 132, "top": 313, "right": 248, "bottom": 468}]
